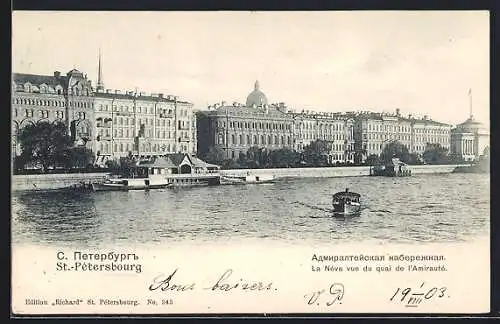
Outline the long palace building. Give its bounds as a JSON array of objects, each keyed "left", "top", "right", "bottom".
[
  {"left": 196, "top": 81, "right": 357, "bottom": 164},
  {"left": 196, "top": 81, "right": 490, "bottom": 164},
  {"left": 11, "top": 54, "right": 196, "bottom": 167}
]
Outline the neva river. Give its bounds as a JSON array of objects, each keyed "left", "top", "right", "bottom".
[{"left": 11, "top": 173, "right": 489, "bottom": 248}]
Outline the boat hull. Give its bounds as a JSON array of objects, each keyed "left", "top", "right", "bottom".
[
  {"left": 92, "top": 178, "right": 171, "bottom": 192},
  {"left": 91, "top": 183, "right": 128, "bottom": 192},
  {"left": 221, "top": 174, "right": 276, "bottom": 185},
  {"left": 332, "top": 203, "right": 361, "bottom": 216},
  {"left": 220, "top": 176, "right": 247, "bottom": 185}
]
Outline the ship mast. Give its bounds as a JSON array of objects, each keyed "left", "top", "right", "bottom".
[{"left": 468, "top": 88, "right": 473, "bottom": 119}]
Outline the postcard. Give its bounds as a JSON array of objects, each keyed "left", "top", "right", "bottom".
[{"left": 11, "top": 10, "right": 490, "bottom": 316}]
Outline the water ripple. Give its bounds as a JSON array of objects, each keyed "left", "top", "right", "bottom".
[{"left": 11, "top": 173, "right": 490, "bottom": 247}]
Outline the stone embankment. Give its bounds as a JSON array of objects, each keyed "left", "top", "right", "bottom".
[
  {"left": 12, "top": 164, "right": 467, "bottom": 192},
  {"left": 12, "top": 173, "right": 109, "bottom": 192},
  {"left": 220, "top": 164, "right": 465, "bottom": 179}
]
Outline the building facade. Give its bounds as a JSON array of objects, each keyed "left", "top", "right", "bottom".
[
  {"left": 197, "top": 81, "right": 294, "bottom": 160},
  {"left": 352, "top": 109, "right": 451, "bottom": 163},
  {"left": 12, "top": 64, "right": 195, "bottom": 167},
  {"left": 12, "top": 69, "right": 95, "bottom": 159},
  {"left": 410, "top": 116, "right": 451, "bottom": 156},
  {"left": 292, "top": 111, "right": 355, "bottom": 164},
  {"left": 450, "top": 115, "right": 489, "bottom": 162},
  {"left": 197, "top": 81, "right": 356, "bottom": 164},
  {"left": 93, "top": 90, "right": 195, "bottom": 166}
]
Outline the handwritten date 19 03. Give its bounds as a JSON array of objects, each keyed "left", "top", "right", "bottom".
[
  {"left": 304, "top": 283, "right": 344, "bottom": 306},
  {"left": 390, "top": 282, "right": 448, "bottom": 308}
]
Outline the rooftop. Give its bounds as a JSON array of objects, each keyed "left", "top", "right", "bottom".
[{"left": 94, "top": 91, "right": 191, "bottom": 104}]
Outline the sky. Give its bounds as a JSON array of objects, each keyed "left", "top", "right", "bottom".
[{"left": 12, "top": 11, "right": 489, "bottom": 128}]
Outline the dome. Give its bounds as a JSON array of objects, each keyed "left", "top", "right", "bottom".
[
  {"left": 246, "top": 80, "right": 268, "bottom": 107},
  {"left": 456, "top": 116, "right": 483, "bottom": 132}
]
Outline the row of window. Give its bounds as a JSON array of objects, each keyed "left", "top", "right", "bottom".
[
  {"left": 365, "top": 143, "right": 450, "bottom": 152},
  {"left": 13, "top": 98, "right": 95, "bottom": 110},
  {"left": 362, "top": 132, "right": 450, "bottom": 143},
  {"left": 366, "top": 124, "right": 449, "bottom": 134},
  {"left": 13, "top": 98, "right": 66, "bottom": 107},
  {"left": 299, "top": 123, "right": 348, "bottom": 131},
  {"left": 366, "top": 123, "right": 450, "bottom": 133},
  {"left": 367, "top": 124, "right": 411, "bottom": 133},
  {"left": 300, "top": 133, "right": 349, "bottom": 141},
  {"left": 97, "top": 142, "right": 188, "bottom": 154},
  {"left": 98, "top": 103, "right": 190, "bottom": 116},
  {"left": 220, "top": 120, "right": 292, "bottom": 131},
  {"left": 17, "top": 109, "right": 66, "bottom": 119},
  {"left": 414, "top": 136, "right": 449, "bottom": 144},
  {"left": 98, "top": 127, "right": 193, "bottom": 140},
  {"left": 17, "top": 83, "right": 64, "bottom": 95},
  {"left": 330, "top": 154, "right": 354, "bottom": 161},
  {"left": 220, "top": 134, "right": 292, "bottom": 146},
  {"left": 98, "top": 117, "right": 190, "bottom": 128},
  {"left": 414, "top": 128, "right": 449, "bottom": 134}
]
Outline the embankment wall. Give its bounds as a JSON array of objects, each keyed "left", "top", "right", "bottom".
[
  {"left": 11, "top": 164, "right": 466, "bottom": 192},
  {"left": 220, "top": 164, "right": 464, "bottom": 178},
  {"left": 12, "top": 173, "right": 110, "bottom": 192}
]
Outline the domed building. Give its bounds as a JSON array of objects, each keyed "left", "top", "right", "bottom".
[
  {"left": 246, "top": 80, "right": 268, "bottom": 108},
  {"left": 451, "top": 115, "right": 490, "bottom": 162},
  {"left": 196, "top": 81, "right": 294, "bottom": 161},
  {"left": 196, "top": 80, "right": 357, "bottom": 165}
]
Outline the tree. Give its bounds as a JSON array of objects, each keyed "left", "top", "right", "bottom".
[
  {"left": 105, "top": 159, "right": 120, "bottom": 170},
  {"left": 408, "top": 153, "right": 423, "bottom": 165},
  {"left": 483, "top": 146, "right": 490, "bottom": 158},
  {"left": 422, "top": 143, "right": 449, "bottom": 165},
  {"left": 18, "top": 121, "right": 73, "bottom": 172},
  {"left": 237, "top": 152, "right": 248, "bottom": 168},
  {"left": 364, "top": 154, "right": 380, "bottom": 166},
  {"left": 447, "top": 152, "right": 465, "bottom": 164},
  {"left": 63, "top": 147, "right": 95, "bottom": 168},
  {"left": 201, "top": 146, "right": 226, "bottom": 165},
  {"left": 118, "top": 153, "right": 138, "bottom": 176},
  {"left": 246, "top": 146, "right": 262, "bottom": 168},
  {"left": 269, "top": 148, "right": 299, "bottom": 168},
  {"left": 354, "top": 147, "right": 367, "bottom": 165},
  {"left": 380, "top": 141, "right": 411, "bottom": 164},
  {"left": 303, "top": 139, "right": 331, "bottom": 166}
]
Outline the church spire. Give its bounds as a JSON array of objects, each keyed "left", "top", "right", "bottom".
[
  {"left": 254, "top": 80, "right": 260, "bottom": 91},
  {"left": 97, "top": 48, "right": 104, "bottom": 91}
]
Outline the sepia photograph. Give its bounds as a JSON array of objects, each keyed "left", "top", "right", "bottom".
[{"left": 11, "top": 10, "right": 490, "bottom": 316}]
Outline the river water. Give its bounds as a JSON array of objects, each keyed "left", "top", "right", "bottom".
[{"left": 11, "top": 173, "right": 490, "bottom": 248}]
